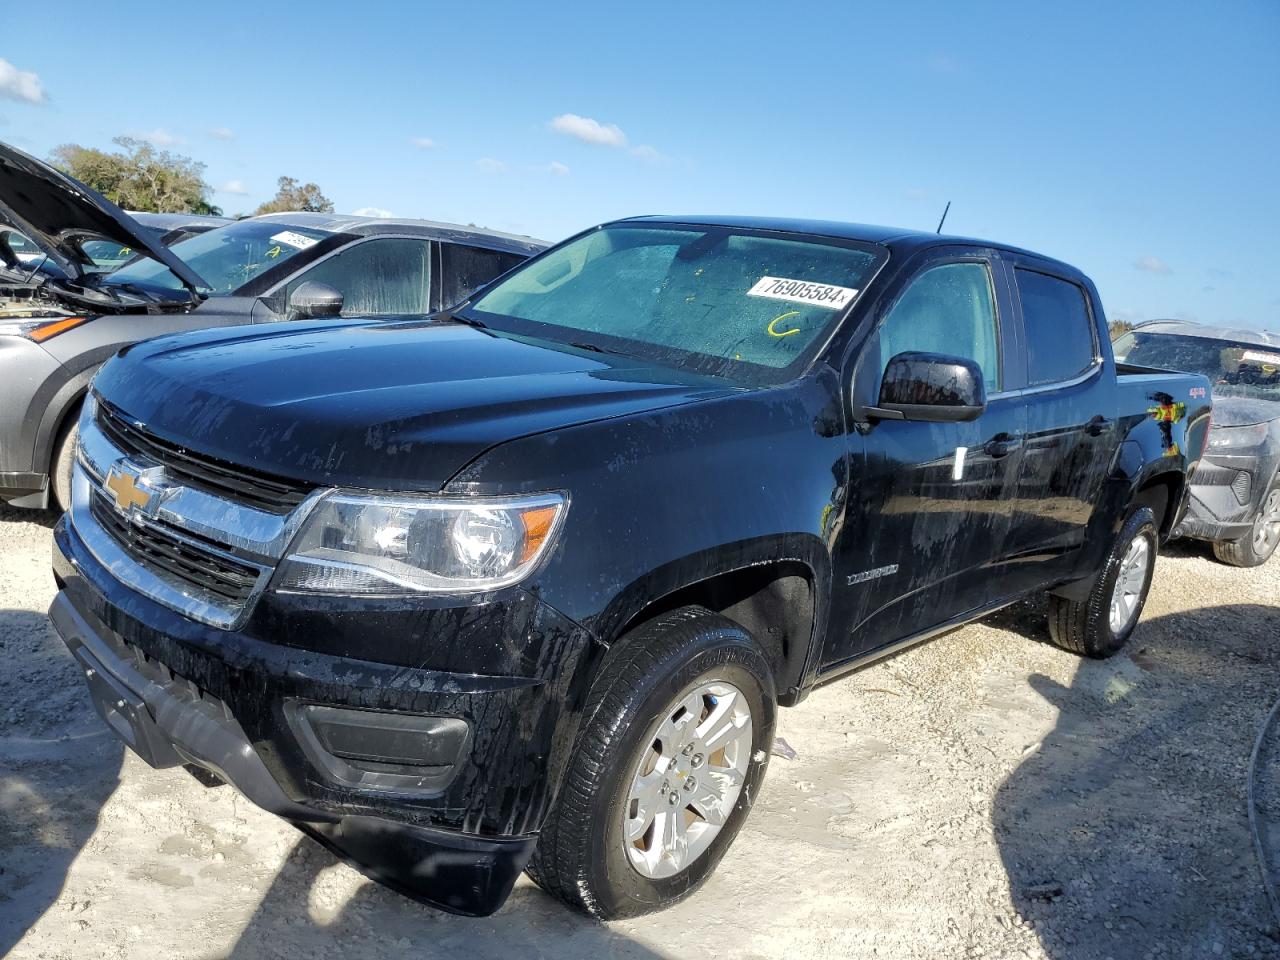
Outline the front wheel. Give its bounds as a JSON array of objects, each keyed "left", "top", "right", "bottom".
[
  {"left": 1047, "top": 506, "right": 1157, "bottom": 658},
  {"left": 50, "top": 417, "right": 80, "bottom": 514},
  {"left": 528, "top": 606, "right": 776, "bottom": 919},
  {"left": 1212, "top": 482, "right": 1280, "bottom": 568}
]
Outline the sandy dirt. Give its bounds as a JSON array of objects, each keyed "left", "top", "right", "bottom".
[{"left": 2, "top": 502, "right": 1278, "bottom": 959}]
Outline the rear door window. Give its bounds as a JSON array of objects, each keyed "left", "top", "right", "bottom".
[
  {"left": 1016, "top": 269, "right": 1097, "bottom": 385},
  {"left": 285, "top": 238, "right": 431, "bottom": 316},
  {"left": 440, "top": 244, "right": 526, "bottom": 308}
]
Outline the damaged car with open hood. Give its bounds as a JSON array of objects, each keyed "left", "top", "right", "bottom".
[
  {"left": 50, "top": 216, "right": 1211, "bottom": 918},
  {"left": 0, "top": 140, "right": 544, "bottom": 511}
]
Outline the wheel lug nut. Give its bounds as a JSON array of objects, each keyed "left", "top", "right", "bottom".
[
  {"left": 668, "top": 793, "right": 679, "bottom": 805},
  {"left": 683, "top": 777, "right": 696, "bottom": 792},
  {"left": 682, "top": 744, "right": 694, "bottom": 756},
  {"left": 692, "top": 754, "right": 704, "bottom": 768}
]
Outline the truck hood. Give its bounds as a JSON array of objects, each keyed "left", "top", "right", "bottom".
[
  {"left": 0, "top": 140, "right": 207, "bottom": 294},
  {"left": 93, "top": 318, "right": 740, "bottom": 491}
]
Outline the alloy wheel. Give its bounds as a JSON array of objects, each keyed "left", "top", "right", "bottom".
[
  {"left": 623, "top": 680, "right": 753, "bottom": 879},
  {"left": 1109, "top": 535, "right": 1151, "bottom": 635}
]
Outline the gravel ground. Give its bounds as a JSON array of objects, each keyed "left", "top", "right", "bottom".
[{"left": 2, "top": 502, "right": 1278, "bottom": 960}]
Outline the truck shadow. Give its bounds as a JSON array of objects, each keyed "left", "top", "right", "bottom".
[
  {"left": 0, "top": 504, "right": 60, "bottom": 529},
  {"left": 223, "top": 835, "right": 669, "bottom": 960},
  {"left": 0, "top": 607, "right": 124, "bottom": 958},
  {"left": 987, "top": 600, "right": 1280, "bottom": 957}
]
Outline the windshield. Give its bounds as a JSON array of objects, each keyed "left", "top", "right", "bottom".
[
  {"left": 465, "top": 223, "right": 884, "bottom": 382},
  {"left": 80, "top": 232, "right": 163, "bottom": 273},
  {"left": 1115, "top": 331, "right": 1280, "bottom": 402},
  {"left": 102, "top": 220, "right": 331, "bottom": 295}
]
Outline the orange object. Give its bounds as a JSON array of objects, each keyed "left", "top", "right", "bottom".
[
  {"left": 28, "top": 316, "right": 88, "bottom": 342},
  {"left": 519, "top": 505, "right": 560, "bottom": 563}
]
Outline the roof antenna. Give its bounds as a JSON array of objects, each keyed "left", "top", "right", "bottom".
[{"left": 935, "top": 201, "right": 951, "bottom": 234}]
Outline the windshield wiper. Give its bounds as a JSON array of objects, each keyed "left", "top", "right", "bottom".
[
  {"left": 567, "top": 340, "right": 625, "bottom": 356},
  {"left": 435, "top": 311, "right": 487, "bottom": 330}
]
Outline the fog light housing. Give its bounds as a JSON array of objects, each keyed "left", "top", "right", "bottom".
[{"left": 289, "top": 703, "right": 469, "bottom": 794}]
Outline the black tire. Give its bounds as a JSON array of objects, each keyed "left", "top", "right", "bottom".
[
  {"left": 50, "top": 415, "right": 79, "bottom": 514},
  {"left": 528, "top": 606, "right": 776, "bottom": 919},
  {"left": 1047, "top": 506, "right": 1157, "bottom": 659},
  {"left": 1212, "top": 480, "right": 1280, "bottom": 568}
]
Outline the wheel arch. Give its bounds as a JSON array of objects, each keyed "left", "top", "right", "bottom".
[{"left": 589, "top": 536, "right": 830, "bottom": 708}]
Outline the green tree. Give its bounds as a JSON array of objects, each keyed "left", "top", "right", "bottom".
[
  {"left": 1108, "top": 319, "right": 1135, "bottom": 340},
  {"left": 253, "top": 176, "right": 334, "bottom": 215},
  {"left": 50, "top": 137, "right": 216, "bottom": 214}
]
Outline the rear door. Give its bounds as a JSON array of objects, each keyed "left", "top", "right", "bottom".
[
  {"left": 999, "top": 262, "right": 1120, "bottom": 588},
  {"left": 824, "top": 249, "right": 1027, "bottom": 669},
  {"left": 437, "top": 243, "right": 529, "bottom": 310}
]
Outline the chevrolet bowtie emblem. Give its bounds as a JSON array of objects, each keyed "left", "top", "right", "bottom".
[{"left": 105, "top": 468, "right": 152, "bottom": 512}]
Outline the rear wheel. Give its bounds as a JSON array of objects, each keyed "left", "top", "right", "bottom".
[
  {"left": 1212, "top": 482, "right": 1280, "bottom": 568},
  {"left": 1047, "top": 506, "right": 1157, "bottom": 658},
  {"left": 528, "top": 606, "right": 775, "bottom": 919}
]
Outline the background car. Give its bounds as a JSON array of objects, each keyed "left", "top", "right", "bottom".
[
  {"left": 77, "top": 212, "right": 231, "bottom": 271},
  {"left": 0, "top": 141, "right": 546, "bottom": 512},
  {"left": 1114, "top": 319, "right": 1280, "bottom": 565}
]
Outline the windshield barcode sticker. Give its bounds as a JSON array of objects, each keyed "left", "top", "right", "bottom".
[
  {"left": 747, "top": 276, "right": 858, "bottom": 310},
  {"left": 270, "top": 231, "right": 318, "bottom": 250},
  {"left": 1242, "top": 349, "right": 1280, "bottom": 366}
]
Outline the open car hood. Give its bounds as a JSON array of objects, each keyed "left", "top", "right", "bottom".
[{"left": 0, "top": 140, "right": 208, "bottom": 294}]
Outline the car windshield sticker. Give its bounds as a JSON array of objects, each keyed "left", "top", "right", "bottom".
[
  {"left": 269, "top": 231, "right": 318, "bottom": 251},
  {"left": 1242, "top": 349, "right": 1280, "bottom": 366},
  {"left": 747, "top": 276, "right": 857, "bottom": 310}
]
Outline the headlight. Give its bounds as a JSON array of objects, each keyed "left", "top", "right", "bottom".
[
  {"left": 0, "top": 316, "right": 88, "bottom": 342},
  {"left": 1207, "top": 422, "right": 1270, "bottom": 450},
  {"left": 275, "top": 491, "right": 567, "bottom": 595}
]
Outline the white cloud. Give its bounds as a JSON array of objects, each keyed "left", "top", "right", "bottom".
[
  {"left": 0, "top": 59, "right": 47, "bottom": 105},
  {"left": 1134, "top": 255, "right": 1172, "bottom": 275},
  {"left": 630, "top": 144, "right": 672, "bottom": 164},
  {"left": 352, "top": 206, "right": 394, "bottom": 218},
  {"left": 208, "top": 127, "right": 235, "bottom": 141},
  {"left": 550, "top": 113, "right": 627, "bottom": 148},
  {"left": 476, "top": 157, "right": 507, "bottom": 173},
  {"left": 134, "top": 128, "right": 183, "bottom": 147},
  {"left": 546, "top": 161, "right": 570, "bottom": 176},
  {"left": 218, "top": 179, "right": 249, "bottom": 195},
  {"left": 905, "top": 187, "right": 929, "bottom": 201},
  {"left": 410, "top": 136, "right": 436, "bottom": 149}
]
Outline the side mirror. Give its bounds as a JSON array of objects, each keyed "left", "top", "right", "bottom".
[
  {"left": 872, "top": 351, "right": 987, "bottom": 422},
  {"left": 289, "top": 281, "right": 344, "bottom": 319}
]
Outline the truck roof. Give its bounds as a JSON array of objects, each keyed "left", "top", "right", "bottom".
[{"left": 618, "top": 214, "right": 1080, "bottom": 275}]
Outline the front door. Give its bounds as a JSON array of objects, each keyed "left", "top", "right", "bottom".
[{"left": 824, "top": 255, "right": 1026, "bottom": 670}]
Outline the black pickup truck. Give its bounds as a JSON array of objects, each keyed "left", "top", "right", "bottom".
[{"left": 48, "top": 216, "right": 1210, "bottom": 918}]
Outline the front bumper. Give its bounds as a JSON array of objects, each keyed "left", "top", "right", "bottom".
[
  {"left": 1173, "top": 453, "right": 1274, "bottom": 542},
  {"left": 51, "top": 515, "right": 596, "bottom": 915}
]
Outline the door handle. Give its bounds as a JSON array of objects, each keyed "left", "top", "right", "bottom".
[
  {"left": 984, "top": 432, "right": 1024, "bottom": 459},
  {"left": 1085, "top": 415, "right": 1114, "bottom": 437}
]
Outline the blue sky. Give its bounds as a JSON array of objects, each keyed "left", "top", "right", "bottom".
[{"left": 2, "top": 1, "right": 1277, "bottom": 330}]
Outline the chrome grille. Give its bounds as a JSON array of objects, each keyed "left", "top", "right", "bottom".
[
  {"left": 70, "top": 396, "right": 324, "bottom": 630},
  {"left": 97, "top": 400, "right": 312, "bottom": 514},
  {"left": 89, "top": 490, "right": 260, "bottom": 604}
]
